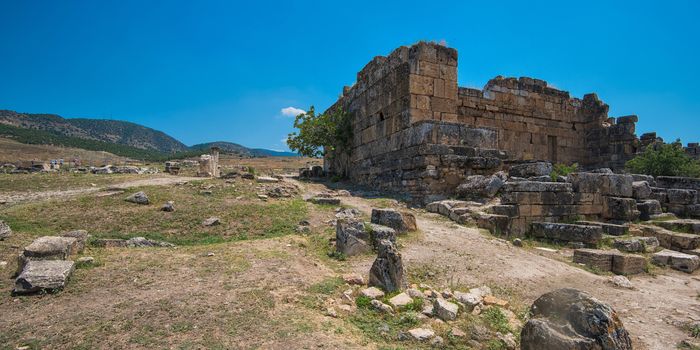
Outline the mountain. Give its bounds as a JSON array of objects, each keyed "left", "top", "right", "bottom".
[
  {"left": 0, "top": 110, "right": 298, "bottom": 160},
  {"left": 0, "top": 110, "right": 188, "bottom": 153},
  {"left": 191, "top": 142, "right": 298, "bottom": 157}
]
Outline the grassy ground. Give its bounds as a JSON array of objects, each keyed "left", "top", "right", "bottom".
[
  {"left": 0, "top": 172, "right": 158, "bottom": 192},
  {"left": 0, "top": 137, "right": 130, "bottom": 166}
]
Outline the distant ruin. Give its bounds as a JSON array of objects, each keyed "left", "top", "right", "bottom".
[{"left": 323, "top": 42, "right": 677, "bottom": 202}]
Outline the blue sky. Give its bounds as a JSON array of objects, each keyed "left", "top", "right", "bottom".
[{"left": 1, "top": 1, "right": 698, "bottom": 151}]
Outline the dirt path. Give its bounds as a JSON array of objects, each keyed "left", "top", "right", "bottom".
[
  {"left": 298, "top": 180, "right": 700, "bottom": 350},
  {"left": 0, "top": 176, "right": 200, "bottom": 206}
]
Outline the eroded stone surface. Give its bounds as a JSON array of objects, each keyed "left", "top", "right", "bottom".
[{"left": 14, "top": 260, "right": 75, "bottom": 294}]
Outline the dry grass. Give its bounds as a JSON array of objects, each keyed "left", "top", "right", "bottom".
[
  {"left": 0, "top": 137, "right": 130, "bottom": 165},
  {"left": 0, "top": 172, "right": 156, "bottom": 193}
]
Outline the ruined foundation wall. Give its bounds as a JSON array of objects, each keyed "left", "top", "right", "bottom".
[{"left": 326, "top": 42, "right": 642, "bottom": 201}]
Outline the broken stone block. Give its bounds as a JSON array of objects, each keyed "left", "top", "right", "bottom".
[
  {"left": 407, "top": 328, "right": 435, "bottom": 341},
  {"left": 632, "top": 181, "right": 652, "bottom": 199},
  {"left": 613, "top": 237, "right": 659, "bottom": 253},
  {"left": 612, "top": 253, "right": 646, "bottom": 275},
  {"left": 368, "top": 224, "right": 396, "bottom": 247},
  {"left": 308, "top": 197, "right": 341, "bottom": 205},
  {"left": 454, "top": 291, "right": 482, "bottom": 311},
  {"left": 370, "top": 208, "right": 417, "bottom": 233},
  {"left": 476, "top": 213, "right": 510, "bottom": 235},
  {"left": 14, "top": 260, "right": 75, "bottom": 294},
  {"left": 125, "top": 191, "right": 149, "bottom": 205},
  {"left": 603, "top": 197, "right": 639, "bottom": 221},
  {"left": 389, "top": 292, "right": 413, "bottom": 308},
  {"left": 360, "top": 286, "right": 385, "bottom": 299},
  {"left": 18, "top": 236, "right": 80, "bottom": 274},
  {"left": 368, "top": 240, "right": 406, "bottom": 292},
  {"left": 160, "top": 201, "right": 175, "bottom": 212},
  {"left": 255, "top": 176, "right": 279, "bottom": 183},
  {"left": 0, "top": 220, "right": 11, "bottom": 240},
  {"left": 652, "top": 249, "right": 700, "bottom": 273},
  {"left": 573, "top": 249, "right": 614, "bottom": 272},
  {"left": 433, "top": 298, "right": 459, "bottom": 321},
  {"left": 335, "top": 219, "right": 371, "bottom": 256},
  {"left": 654, "top": 219, "right": 700, "bottom": 234},
  {"left": 667, "top": 189, "right": 697, "bottom": 204},
  {"left": 530, "top": 222, "right": 603, "bottom": 245},
  {"left": 370, "top": 299, "right": 394, "bottom": 313},
  {"left": 575, "top": 221, "right": 628, "bottom": 236},
  {"left": 639, "top": 225, "right": 700, "bottom": 251},
  {"left": 456, "top": 174, "right": 505, "bottom": 199},
  {"left": 520, "top": 288, "right": 632, "bottom": 350},
  {"left": 656, "top": 176, "right": 700, "bottom": 191},
  {"left": 568, "top": 173, "right": 633, "bottom": 197},
  {"left": 637, "top": 200, "right": 662, "bottom": 221},
  {"left": 509, "top": 162, "right": 552, "bottom": 178}
]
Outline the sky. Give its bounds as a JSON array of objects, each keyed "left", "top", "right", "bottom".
[{"left": 0, "top": 1, "right": 698, "bottom": 151}]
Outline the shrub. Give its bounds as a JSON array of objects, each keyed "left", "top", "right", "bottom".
[
  {"left": 626, "top": 141, "right": 700, "bottom": 177},
  {"left": 550, "top": 163, "right": 578, "bottom": 181},
  {"left": 286, "top": 106, "right": 352, "bottom": 158}
]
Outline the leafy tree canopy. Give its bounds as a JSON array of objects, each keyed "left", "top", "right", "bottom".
[
  {"left": 626, "top": 141, "right": 700, "bottom": 177},
  {"left": 286, "top": 106, "right": 352, "bottom": 158}
]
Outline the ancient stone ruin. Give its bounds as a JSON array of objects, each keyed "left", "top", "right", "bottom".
[{"left": 197, "top": 146, "right": 220, "bottom": 177}]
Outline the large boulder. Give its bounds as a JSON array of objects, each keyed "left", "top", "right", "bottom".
[
  {"left": 335, "top": 219, "right": 371, "bottom": 256},
  {"left": 509, "top": 162, "right": 552, "bottom": 178},
  {"left": 125, "top": 191, "right": 149, "bottom": 205},
  {"left": 0, "top": 220, "right": 11, "bottom": 240},
  {"left": 520, "top": 288, "right": 632, "bottom": 350},
  {"left": 368, "top": 240, "right": 406, "bottom": 292},
  {"left": 14, "top": 260, "right": 75, "bottom": 294},
  {"left": 370, "top": 208, "right": 417, "bottom": 234},
  {"left": 456, "top": 174, "right": 505, "bottom": 199}
]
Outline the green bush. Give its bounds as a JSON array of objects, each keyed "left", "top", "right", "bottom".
[
  {"left": 286, "top": 106, "right": 352, "bottom": 158},
  {"left": 550, "top": 163, "right": 578, "bottom": 181},
  {"left": 626, "top": 141, "right": 700, "bottom": 177}
]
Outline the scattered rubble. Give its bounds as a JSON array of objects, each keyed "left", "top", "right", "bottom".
[
  {"left": 202, "top": 217, "right": 221, "bottom": 227},
  {"left": 125, "top": 191, "right": 149, "bottom": 205}
]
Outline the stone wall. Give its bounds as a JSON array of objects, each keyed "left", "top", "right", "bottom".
[{"left": 326, "top": 42, "right": 642, "bottom": 202}]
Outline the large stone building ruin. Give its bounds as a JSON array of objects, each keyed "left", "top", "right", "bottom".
[{"left": 325, "top": 42, "right": 641, "bottom": 202}]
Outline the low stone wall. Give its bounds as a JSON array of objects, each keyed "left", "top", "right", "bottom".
[{"left": 651, "top": 176, "right": 700, "bottom": 218}]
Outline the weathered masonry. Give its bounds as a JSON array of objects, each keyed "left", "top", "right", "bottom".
[{"left": 325, "top": 42, "right": 640, "bottom": 202}]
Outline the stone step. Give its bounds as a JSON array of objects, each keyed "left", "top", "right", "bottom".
[
  {"left": 530, "top": 222, "right": 602, "bottom": 245},
  {"left": 639, "top": 225, "right": 700, "bottom": 251},
  {"left": 575, "top": 221, "right": 628, "bottom": 236},
  {"left": 652, "top": 249, "right": 700, "bottom": 273},
  {"left": 653, "top": 219, "right": 700, "bottom": 234}
]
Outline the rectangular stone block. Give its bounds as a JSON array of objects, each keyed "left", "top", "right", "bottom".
[
  {"left": 530, "top": 222, "right": 602, "bottom": 244},
  {"left": 612, "top": 254, "right": 646, "bottom": 275},
  {"left": 503, "top": 181, "right": 572, "bottom": 193},
  {"left": 652, "top": 249, "right": 700, "bottom": 273},
  {"left": 602, "top": 197, "right": 639, "bottom": 221},
  {"left": 573, "top": 249, "right": 614, "bottom": 272}
]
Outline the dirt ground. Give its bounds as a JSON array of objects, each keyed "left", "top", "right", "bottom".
[{"left": 0, "top": 174, "right": 698, "bottom": 349}]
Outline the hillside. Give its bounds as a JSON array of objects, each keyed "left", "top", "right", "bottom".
[
  {"left": 191, "top": 141, "right": 298, "bottom": 157},
  {"left": 0, "top": 110, "right": 188, "bottom": 153},
  {"left": 0, "top": 137, "right": 129, "bottom": 165}
]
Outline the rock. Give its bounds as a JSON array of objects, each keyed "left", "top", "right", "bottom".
[
  {"left": 368, "top": 224, "right": 396, "bottom": 247},
  {"left": 335, "top": 219, "right": 371, "bottom": 256},
  {"left": 125, "top": 237, "right": 175, "bottom": 248},
  {"left": 76, "top": 256, "right": 95, "bottom": 265},
  {"left": 573, "top": 249, "right": 615, "bottom": 272},
  {"left": 202, "top": 217, "right": 221, "bottom": 227},
  {"left": 0, "top": 220, "right": 11, "bottom": 240},
  {"left": 370, "top": 208, "right": 417, "bottom": 233},
  {"left": 503, "top": 181, "right": 572, "bottom": 193},
  {"left": 406, "top": 288, "right": 425, "bottom": 299},
  {"left": 512, "top": 238, "right": 523, "bottom": 247},
  {"left": 483, "top": 295, "right": 509, "bottom": 307},
  {"left": 62, "top": 230, "right": 89, "bottom": 252},
  {"left": 360, "top": 287, "right": 385, "bottom": 299},
  {"left": 639, "top": 225, "right": 700, "bottom": 251},
  {"left": 407, "top": 328, "right": 435, "bottom": 341},
  {"left": 440, "top": 289, "right": 453, "bottom": 298},
  {"left": 433, "top": 298, "right": 459, "bottom": 321},
  {"left": 449, "top": 328, "right": 467, "bottom": 338},
  {"left": 652, "top": 249, "right": 700, "bottom": 273},
  {"left": 576, "top": 221, "right": 629, "bottom": 236},
  {"left": 370, "top": 299, "right": 394, "bottom": 314},
  {"left": 430, "top": 336, "right": 444, "bottom": 347},
  {"left": 14, "top": 260, "right": 75, "bottom": 294},
  {"left": 368, "top": 240, "right": 406, "bottom": 293},
  {"left": 342, "top": 273, "right": 364, "bottom": 285},
  {"left": 335, "top": 208, "right": 361, "bottom": 220},
  {"left": 632, "top": 181, "right": 652, "bottom": 199},
  {"left": 125, "top": 191, "right": 149, "bottom": 205},
  {"left": 667, "top": 189, "right": 697, "bottom": 204},
  {"left": 454, "top": 291, "right": 482, "bottom": 311},
  {"left": 496, "top": 332, "right": 517, "bottom": 350},
  {"left": 325, "top": 307, "right": 337, "bottom": 318},
  {"left": 308, "top": 197, "right": 341, "bottom": 205},
  {"left": 256, "top": 176, "right": 279, "bottom": 183},
  {"left": 21, "top": 236, "right": 80, "bottom": 264},
  {"left": 530, "top": 222, "right": 602, "bottom": 245},
  {"left": 611, "top": 253, "right": 646, "bottom": 275},
  {"left": 257, "top": 194, "right": 268, "bottom": 200},
  {"left": 509, "top": 162, "right": 553, "bottom": 177},
  {"left": 161, "top": 201, "right": 175, "bottom": 212},
  {"left": 520, "top": 288, "right": 632, "bottom": 350},
  {"left": 456, "top": 174, "right": 505, "bottom": 199},
  {"left": 389, "top": 292, "right": 413, "bottom": 308},
  {"left": 611, "top": 275, "right": 633, "bottom": 289},
  {"left": 654, "top": 219, "right": 700, "bottom": 234}
]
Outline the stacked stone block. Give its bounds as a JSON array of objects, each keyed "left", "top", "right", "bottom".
[{"left": 651, "top": 176, "right": 700, "bottom": 218}]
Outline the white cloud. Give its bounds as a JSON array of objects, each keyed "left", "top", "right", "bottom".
[
  {"left": 281, "top": 106, "right": 306, "bottom": 117},
  {"left": 281, "top": 136, "right": 289, "bottom": 143}
]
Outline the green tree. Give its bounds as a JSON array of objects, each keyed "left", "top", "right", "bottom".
[
  {"left": 626, "top": 141, "right": 700, "bottom": 177},
  {"left": 286, "top": 106, "right": 352, "bottom": 158}
]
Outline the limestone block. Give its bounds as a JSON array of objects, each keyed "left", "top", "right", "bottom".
[
  {"left": 652, "top": 249, "right": 700, "bottom": 273},
  {"left": 530, "top": 222, "right": 602, "bottom": 244},
  {"left": 602, "top": 197, "right": 639, "bottom": 221},
  {"left": 612, "top": 253, "right": 646, "bottom": 275},
  {"left": 14, "top": 260, "right": 75, "bottom": 294},
  {"left": 509, "top": 162, "right": 553, "bottom": 178},
  {"left": 573, "top": 249, "right": 614, "bottom": 271},
  {"left": 637, "top": 200, "right": 662, "bottom": 221},
  {"left": 632, "top": 181, "right": 652, "bottom": 199},
  {"left": 667, "top": 189, "right": 697, "bottom": 205}
]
